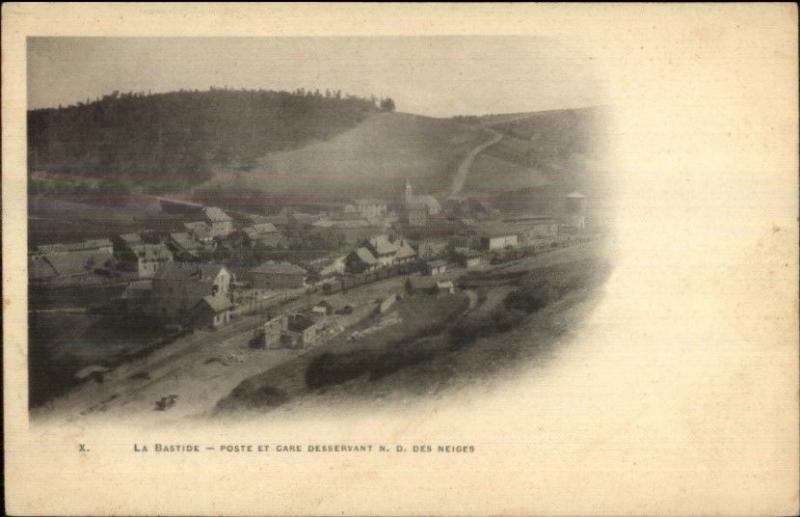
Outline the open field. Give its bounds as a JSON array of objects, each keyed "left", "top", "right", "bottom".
[
  {"left": 205, "top": 112, "right": 490, "bottom": 199},
  {"left": 194, "top": 107, "right": 608, "bottom": 209},
  {"left": 28, "top": 194, "right": 164, "bottom": 246},
  {"left": 29, "top": 311, "right": 164, "bottom": 408},
  {"left": 463, "top": 152, "right": 551, "bottom": 193}
]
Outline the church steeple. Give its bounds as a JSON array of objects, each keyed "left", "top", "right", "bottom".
[{"left": 404, "top": 179, "right": 413, "bottom": 203}]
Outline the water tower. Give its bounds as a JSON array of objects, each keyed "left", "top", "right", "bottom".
[{"left": 563, "top": 191, "right": 586, "bottom": 230}]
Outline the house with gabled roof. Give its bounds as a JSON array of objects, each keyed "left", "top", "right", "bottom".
[
  {"left": 303, "top": 255, "right": 347, "bottom": 279},
  {"left": 203, "top": 207, "right": 234, "bottom": 237},
  {"left": 184, "top": 221, "right": 214, "bottom": 243},
  {"left": 167, "top": 232, "right": 205, "bottom": 259},
  {"left": 394, "top": 239, "right": 417, "bottom": 264},
  {"left": 345, "top": 247, "right": 379, "bottom": 274},
  {"left": 246, "top": 261, "right": 307, "bottom": 289},
  {"left": 311, "top": 218, "right": 380, "bottom": 244},
  {"left": 363, "top": 235, "right": 417, "bottom": 267},
  {"left": 366, "top": 235, "right": 399, "bottom": 267},
  {"left": 232, "top": 222, "right": 286, "bottom": 249},
  {"left": 193, "top": 295, "right": 233, "bottom": 328},
  {"left": 150, "top": 263, "right": 232, "bottom": 321},
  {"left": 122, "top": 243, "right": 174, "bottom": 279}
]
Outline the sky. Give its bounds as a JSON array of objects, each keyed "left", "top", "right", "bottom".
[{"left": 27, "top": 37, "right": 605, "bottom": 117}]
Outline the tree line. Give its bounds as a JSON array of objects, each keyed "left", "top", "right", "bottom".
[{"left": 28, "top": 88, "right": 396, "bottom": 186}]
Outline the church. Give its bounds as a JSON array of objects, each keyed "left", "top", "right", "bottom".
[{"left": 403, "top": 180, "right": 442, "bottom": 226}]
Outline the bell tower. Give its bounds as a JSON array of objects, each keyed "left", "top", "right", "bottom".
[{"left": 404, "top": 179, "right": 413, "bottom": 204}]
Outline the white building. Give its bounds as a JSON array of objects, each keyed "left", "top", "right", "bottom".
[{"left": 353, "top": 198, "right": 388, "bottom": 219}]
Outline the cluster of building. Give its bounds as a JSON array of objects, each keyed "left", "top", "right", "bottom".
[
  {"left": 345, "top": 235, "right": 417, "bottom": 273},
  {"left": 252, "top": 309, "right": 346, "bottom": 350},
  {"left": 30, "top": 180, "right": 589, "bottom": 333}
]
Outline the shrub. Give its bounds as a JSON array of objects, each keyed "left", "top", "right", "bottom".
[
  {"left": 305, "top": 351, "right": 373, "bottom": 389},
  {"left": 504, "top": 280, "right": 557, "bottom": 313}
]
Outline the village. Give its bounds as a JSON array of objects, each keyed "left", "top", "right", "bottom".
[{"left": 29, "top": 179, "right": 595, "bottom": 412}]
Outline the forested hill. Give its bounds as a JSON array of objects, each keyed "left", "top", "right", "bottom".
[{"left": 28, "top": 88, "right": 389, "bottom": 185}]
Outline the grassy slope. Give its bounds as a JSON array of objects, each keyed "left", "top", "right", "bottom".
[
  {"left": 456, "top": 106, "right": 608, "bottom": 196},
  {"left": 206, "top": 106, "right": 607, "bottom": 202},
  {"left": 209, "top": 112, "right": 489, "bottom": 199},
  {"left": 465, "top": 153, "right": 551, "bottom": 192}
]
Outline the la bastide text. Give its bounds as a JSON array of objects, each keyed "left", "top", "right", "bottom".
[{"left": 131, "top": 443, "right": 476, "bottom": 454}]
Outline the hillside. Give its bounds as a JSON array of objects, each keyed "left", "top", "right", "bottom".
[
  {"left": 482, "top": 106, "right": 607, "bottom": 173},
  {"left": 205, "top": 107, "right": 607, "bottom": 203},
  {"left": 28, "top": 91, "right": 608, "bottom": 206},
  {"left": 27, "top": 88, "right": 380, "bottom": 187},
  {"left": 209, "top": 112, "right": 491, "bottom": 200}
]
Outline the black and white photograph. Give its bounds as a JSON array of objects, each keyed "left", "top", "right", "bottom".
[
  {"left": 3, "top": 4, "right": 797, "bottom": 516},
  {"left": 27, "top": 36, "right": 612, "bottom": 423}
]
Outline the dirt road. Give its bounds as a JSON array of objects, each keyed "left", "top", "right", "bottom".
[{"left": 447, "top": 128, "right": 502, "bottom": 199}]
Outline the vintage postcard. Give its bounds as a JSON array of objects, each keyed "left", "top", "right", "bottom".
[{"left": 3, "top": 3, "right": 798, "bottom": 516}]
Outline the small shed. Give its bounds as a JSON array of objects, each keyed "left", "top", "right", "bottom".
[
  {"left": 426, "top": 260, "right": 448, "bottom": 276},
  {"left": 436, "top": 280, "right": 456, "bottom": 295},
  {"left": 193, "top": 295, "right": 233, "bottom": 328},
  {"left": 454, "top": 247, "right": 485, "bottom": 268},
  {"left": 260, "top": 314, "right": 289, "bottom": 349}
]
